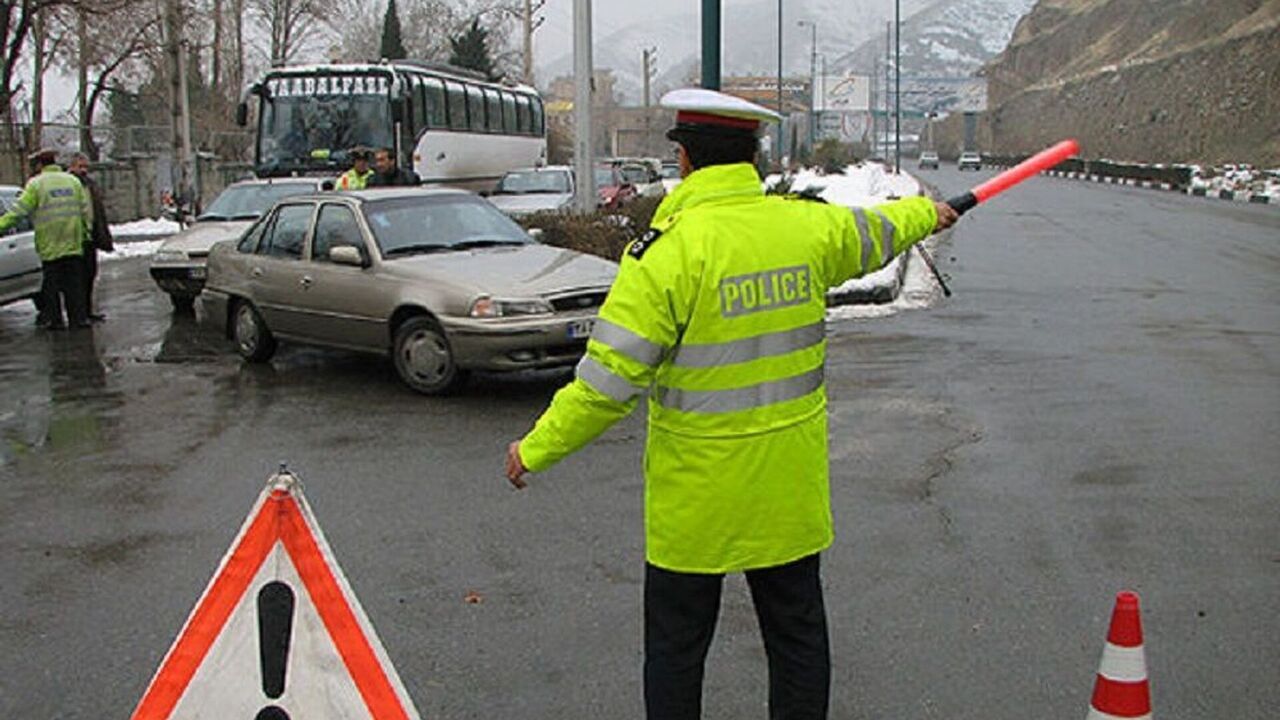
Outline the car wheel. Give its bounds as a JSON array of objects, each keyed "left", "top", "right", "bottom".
[
  {"left": 170, "top": 293, "right": 196, "bottom": 312},
  {"left": 232, "top": 300, "right": 276, "bottom": 363},
  {"left": 393, "top": 316, "right": 467, "bottom": 395}
]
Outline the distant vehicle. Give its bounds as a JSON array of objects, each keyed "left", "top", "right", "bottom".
[
  {"left": 0, "top": 184, "right": 40, "bottom": 309},
  {"left": 150, "top": 177, "right": 327, "bottom": 311},
  {"left": 238, "top": 61, "right": 546, "bottom": 191},
  {"left": 918, "top": 151, "right": 939, "bottom": 170},
  {"left": 617, "top": 163, "right": 665, "bottom": 198},
  {"left": 958, "top": 151, "right": 983, "bottom": 171},
  {"left": 595, "top": 166, "right": 637, "bottom": 210},
  {"left": 201, "top": 188, "right": 618, "bottom": 395},
  {"left": 659, "top": 162, "right": 682, "bottom": 193},
  {"left": 486, "top": 166, "right": 575, "bottom": 218}
]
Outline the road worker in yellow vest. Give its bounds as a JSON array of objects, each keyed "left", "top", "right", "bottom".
[
  {"left": 336, "top": 146, "right": 374, "bottom": 190},
  {"left": 505, "top": 88, "right": 959, "bottom": 720}
]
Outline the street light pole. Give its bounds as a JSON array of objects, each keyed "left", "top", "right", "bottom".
[
  {"left": 776, "top": 0, "right": 783, "bottom": 166},
  {"left": 701, "top": 0, "right": 720, "bottom": 89},
  {"left": 798, "top": 20, "right": 816, "bottom": 154},
  {"left": 572, "top": 0, "right": 594, "bottom": 213},
  {"left": 894, "top": 0, "right": 901, "bottom": 174}
]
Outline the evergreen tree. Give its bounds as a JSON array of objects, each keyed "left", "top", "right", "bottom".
[
  {"left": 380, "top": 0, "right": 408, "bottom": 61},
  {"left": 449, "top": 17, "right": 499, "bottom": 81}
]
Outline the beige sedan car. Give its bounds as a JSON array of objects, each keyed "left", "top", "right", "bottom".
[{"left": 201, "top": 188, "right": 618, "bottom": 394}]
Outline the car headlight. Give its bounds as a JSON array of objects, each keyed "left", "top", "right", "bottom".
[
  {"left": 470, "top": 296, "right": 554, "bottom": 318},
  {"left": 153, "top": 249, "right": 188, "bottom": 263}
]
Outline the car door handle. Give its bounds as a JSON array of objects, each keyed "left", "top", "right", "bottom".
[
  {"left": 299, "top": 276, "right": 313, "bottom": 288},
  {"left": 251, "top": 267, "right": 264, "bottom": 277}
]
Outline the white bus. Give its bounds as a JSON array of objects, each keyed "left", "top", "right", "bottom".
[{"left": 237, "top": 60, "right": 547, "bottom": 190}]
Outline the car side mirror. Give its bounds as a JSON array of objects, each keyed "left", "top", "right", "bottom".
[
  {"left": 330, "top": 245, "right": 367, "bottom": 267},
  {"left": 390, "top": 97, "right": 406, "bottom": 123},
  {"left": 235, "top": 102, "right": 248, "bottom": 127}
]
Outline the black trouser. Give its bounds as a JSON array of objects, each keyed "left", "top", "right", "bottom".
[
  {"left": 81, "top": 242, "right": 99, "bottom": 315},
  {"left": 644, "top": 553, "right": 830, "bottom": 720},
  {"left": 40, "top": 255, "right": 87, "bottom": 327}
]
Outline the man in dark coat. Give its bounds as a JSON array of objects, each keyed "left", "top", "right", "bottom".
[
  {"left": 68, "top": 152, "right": 114, "bottom": 321},
  {"left": 366, "top": 147, "right": 421, "bottom": 187}
]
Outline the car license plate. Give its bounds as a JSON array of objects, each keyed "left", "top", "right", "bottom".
[
  {"left": 567, "top": 318, "right": 595, "bottom": 340},
  {"left": 189, "top": 267, "right": 206, "bottom": 279}
]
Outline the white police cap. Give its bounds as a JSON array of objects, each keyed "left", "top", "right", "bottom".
[{"left": 661, "top": 88, "right": 782, "bottom": 138}]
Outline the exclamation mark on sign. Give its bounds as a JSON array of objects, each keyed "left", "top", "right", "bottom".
[{"left": 254, "top": 581, "right": 295, "bottom": 720}]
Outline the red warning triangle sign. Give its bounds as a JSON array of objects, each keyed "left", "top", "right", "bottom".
[{"left": 131, "top": 472, "right": 421, "bottom": 719}]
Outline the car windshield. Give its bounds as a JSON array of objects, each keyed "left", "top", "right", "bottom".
[
  {"left": 619, "top": 166, "right": 649, "bottom": 184},
  {"left": 197, "top": 182, "right": 318, "bottom": 221},
  {"left": 594, "top": 168, "right": 618, "bottom": 187},
  {"left": 363, "top": 195, "right": 531, "bottom": 257},
  {"left": 257, "top": 73, "right": 394, "bottom": 172},
  {"left": 496, "top": 170, "right": 570, "bottom": 194},
  {"left": 660, "top": 165, "right": 681, "bottom": 179}
]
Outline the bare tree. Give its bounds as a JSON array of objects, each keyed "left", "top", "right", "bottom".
[
  {"left": 327, "top": 0, "right": 522, "bottom": 71},
  {"left": 247, "top": 0, "right": 334, "bottom": 66}
]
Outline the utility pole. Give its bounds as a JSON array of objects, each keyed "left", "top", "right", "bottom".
[
  {"left": 643, "top": 47, "right": 658, "bottom": 108},
  {"left": 701, "top": 0, "right": 720, "bottom": 89},
  {"left": 31, "top": 6, "right": 46, "bottom": 153},
  {"left": 798, "top": 20, "right": 816, "bottom": 153},
  {"left": 884, "top": 22, "right": 891, "bottom": 160},
  {"left": 894, "top": 0, "right": 901, "bottom": 174},
  {"left": 164, "top": 0, "right": 193, "bottom": 211},
  {"left": 776, "top": 0, "right": 783, "bottom": 165},
  {"left": 572, "top": 0, "right": 594, "bottom": 213},
  {"left": 522, "top": 0, "right": 545, "bottom": 86}
]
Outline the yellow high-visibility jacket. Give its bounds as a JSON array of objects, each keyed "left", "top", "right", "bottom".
[
  {"left": 0, "top": 165, "right": 92, "bottom": 262},
  {"left": 337, "top": 168, "right": 374, "bottom": 190},
  {"left": 520, "top": 162, "right": 938, "bottom": 573}
]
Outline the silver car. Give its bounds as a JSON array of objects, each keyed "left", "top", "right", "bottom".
[
  {"left": 486, "top": 166, "right": 575, "bottom": 218},
  {"left": 201, "top": 188, "right": 618, "bottom": 394},
  {"left": 0, "top": 185, "right": 40, "bottom": 308},
  {"left": 150, "top": 177, "right": 327, "bottom": 310}
]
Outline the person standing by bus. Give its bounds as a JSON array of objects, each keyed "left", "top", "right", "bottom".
[
  {"left": 504, "top": 88, "right": 958, "bottom": 719},
  {"left": 0, "top": 149, "right": 93, "bottom": 329},
  {"left": 337, "top": 147, "right": 375, "bottom": 190},
  {"left": 367, "top": 147, "right": 420, "bottom": 187}
]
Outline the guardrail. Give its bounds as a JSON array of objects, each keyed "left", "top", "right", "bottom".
[{"left": 982, "top": 154, "right": 1194, "bottom": 189}]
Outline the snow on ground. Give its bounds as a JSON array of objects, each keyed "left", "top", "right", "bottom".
[
  {"left": 101, "top": 240, "right": 164, "bottom": 262},
  {"left": 110, "top": 218, "right": 181, "bottom": 237},
  {"left": 767, "top": 162, "right": 939, "bottom": 320}
]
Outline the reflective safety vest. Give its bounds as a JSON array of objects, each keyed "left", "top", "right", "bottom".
[
  {"left": 0, "top": 165, "right": 92, "bottom": 262},
  {"left": 519, "top": 162, "right": 938, "bottom": 573},
  {"left": 337, "top": 168, "right": 374, "bottom": 190}
]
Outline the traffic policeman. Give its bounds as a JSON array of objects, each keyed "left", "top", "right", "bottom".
[
  {"left": 0, "top": 149, "right": 93, "bottom": 329},
  {"left": 504, "top": 88, "right": 959, "bottom": 719},
  {"left": 336, "top": 146, "right": 374, "bottom": 190}
]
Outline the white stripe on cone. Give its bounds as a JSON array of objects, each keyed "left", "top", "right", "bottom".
[{"left": 1097, "top": 642, "right": 1148, "bottom": 682}]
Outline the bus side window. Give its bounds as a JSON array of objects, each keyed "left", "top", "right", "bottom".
[
  {"left": 408, "top": 77, "right": 426, "bottom": 132},
  {"left": 515, "top": 95, "right": 531, "bottom": 134},
  {"left": 501, "top": 92, "right": 517, "bottom": 134},
  {"left": 466, "top": 84, "right": 485, "bottom": 133},
  {"left": 484, "top": 89, "right": 502, "bottom": 133},
  {"left": 422, "top": 78, "right": 446, "bottom": 128},
  {"left": 446, "top": 81, "right": 468, "bottom": 131},
  {"left": 531, "top": 97, "right": 545, "bottom": 136}
]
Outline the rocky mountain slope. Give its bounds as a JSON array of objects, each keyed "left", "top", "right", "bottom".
[{"left": 980, "top": 0, "right": 1280, "bottom": 164}]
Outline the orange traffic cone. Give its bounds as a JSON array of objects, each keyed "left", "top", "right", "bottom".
[{"left": 1087, "top": 591, "right": 1152, "bottom": 719}]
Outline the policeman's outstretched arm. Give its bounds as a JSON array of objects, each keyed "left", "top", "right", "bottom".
[
  {"left": 505, "top": 239, "right": 685, "bottom": 489},
  {"left": 826, "top": 196, "right": 943, "bottom": 287}
]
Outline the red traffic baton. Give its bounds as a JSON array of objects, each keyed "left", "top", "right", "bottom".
[{"left": 947, "top": 139, "right": 1080, "bottom": 214}]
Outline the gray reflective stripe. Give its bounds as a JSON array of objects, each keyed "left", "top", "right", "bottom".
[
  {"left": 655, "top": 365, "right": 824, "bottom": 414},
  {"left": 672, "top": 322, "right": 825, "bottom": 368},
  {"left": 576, "top": 355, "right": 645, "bottom": 403},
  {"left": 591, "top": 318, "right": 665, "bottom": 366},
  {"left": 874, "top": 210, "right": 896, "bottom": 263},
  {"left": 852, "top": 209, "right": 874, "bottom": 269}
]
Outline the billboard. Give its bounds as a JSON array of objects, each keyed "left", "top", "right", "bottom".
[{"left": 818, "top": 74, "right": 870, "bottom": 112}]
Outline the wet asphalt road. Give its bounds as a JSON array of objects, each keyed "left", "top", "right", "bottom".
[{"left": 1, "top": 170, "right": 1277, "bottom": 719}]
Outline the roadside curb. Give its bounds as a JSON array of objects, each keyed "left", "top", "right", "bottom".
[{"left": 988, "top": 165, "right": 1276, "bottom": 205}]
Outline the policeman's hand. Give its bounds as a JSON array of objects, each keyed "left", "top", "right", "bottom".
[
  {"left": 506, "top": 440, "right": 529, "bottom": 489},
  {"left": 933, "top": 201, "right": 959, "bottom": 232}
]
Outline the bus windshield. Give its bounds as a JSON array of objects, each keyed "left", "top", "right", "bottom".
[{"left": 257, "top": 73, "right": 394, "bottom": 172}]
